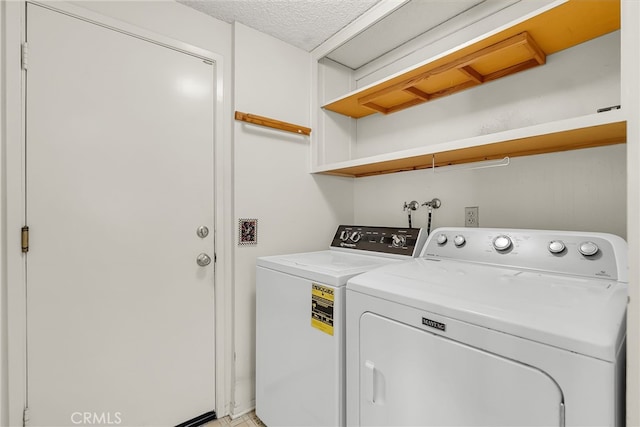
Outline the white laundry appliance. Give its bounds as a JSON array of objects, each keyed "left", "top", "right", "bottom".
[
  {"left": 256, "top": 225, "right": 428, "bottom": 427},
  {"left": 346, "top": 227, "right": 627, "bottom": 427}
]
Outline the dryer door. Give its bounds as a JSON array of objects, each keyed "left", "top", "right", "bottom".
[{"left": 359, "top": 313, "right": 563, "bottom": 426}]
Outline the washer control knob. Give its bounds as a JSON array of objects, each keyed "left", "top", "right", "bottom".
[
  {"left": 579, "top": 241, "right": 599, "bottom": 257},
  {"left": 339, "top": 230, "right": 350, "bottom": 241},
  {"left": 350, "top": 232, "right": 362, "bottom": 243},
  {"left": 392, "top": 234, "right": 407, "bottom": 248},
  {"left": 436, "top": 234, "right": 448, "bottom": 245},
  {"left": 548, "top": 240, "right": 566, "bottom": 254},
  {"left": 493, "top": 235, "right": 512, "bottom": 252},
  {"left": 453, "top": 235, "right": 466, "bottom": 247}
]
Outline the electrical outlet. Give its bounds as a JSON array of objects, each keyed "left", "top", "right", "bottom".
[{"left": 465, "top": 206, "right": 479, "bottom": 227}]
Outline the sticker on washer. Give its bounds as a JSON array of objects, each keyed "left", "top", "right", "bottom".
[{"left": 311, "top": 284, "right": 334, "bottom": 336}]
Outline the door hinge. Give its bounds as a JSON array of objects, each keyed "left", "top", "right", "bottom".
[
  {"left": 21, "top": 226, "right": 29, "bottom": 253},
  {"left": 23, "top": 406, "right": 30, "bottom": 426},
  {"left": 21, "top": 42, "right": 28, "bottom": 70}
]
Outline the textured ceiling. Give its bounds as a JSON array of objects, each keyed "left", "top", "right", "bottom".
[{"left": 176, "top": 0, "right": 382, "bottom": 52}]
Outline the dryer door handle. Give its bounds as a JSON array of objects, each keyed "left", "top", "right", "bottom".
[{"left": 364, "top": 360, "right": 377, "bottom": 403}]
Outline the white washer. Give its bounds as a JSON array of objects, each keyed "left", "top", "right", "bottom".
[
  {"left": 346, "top": 227, "right": 627, "bottom": 427},
  {"left": 256, "top": 225, "right": 427, "bottom": 427}
]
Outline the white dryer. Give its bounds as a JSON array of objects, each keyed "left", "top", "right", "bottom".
[
  {"left": 346, "top": 227, "right": 627, "bottom": 427},
  {"left": 256, "top": 225, "right": 427, "bottom": 427}
]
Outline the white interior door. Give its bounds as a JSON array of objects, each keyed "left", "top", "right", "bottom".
[
  {"left": 25, "top": 4, "right": 215, "bottom": 425},
  {"left": 359, "top": 313, "right": 563, "bottom": 426}
]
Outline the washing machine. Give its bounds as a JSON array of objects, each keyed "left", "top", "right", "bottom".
[
  {"left": 256, "top": 225, "right": 428, "bottom": 427},
  {"left": 346, "top": 227, "right": 627, "bottom": 427}
]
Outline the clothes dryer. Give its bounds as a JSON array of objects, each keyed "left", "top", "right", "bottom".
[
  {"left": 346, "top": 227, "right": 627, "bottom": 427},
  {"left": 256, "top": 225, "right": 427, "bottom": 427}
]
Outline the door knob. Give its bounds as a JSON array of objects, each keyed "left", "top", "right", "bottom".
[{"left": 196, "top": 253, "right": 212, "bottom": 267}]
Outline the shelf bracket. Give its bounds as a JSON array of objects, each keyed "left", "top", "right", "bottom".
[{"left": 234, "top": 111, "right": 311, "bottom": 136}]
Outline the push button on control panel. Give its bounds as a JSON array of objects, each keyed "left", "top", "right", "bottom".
[
  {"left": 579, "top": 241, "right": 599, "bottom": 257},
  {"left": 548, "top": 240, "right": 566, "bottom": 254},
  {"left": 492, "top": 235, "right": 512, "bottom": 252}
]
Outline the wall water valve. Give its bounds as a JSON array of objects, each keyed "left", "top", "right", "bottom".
[
  {"left": 422, "top": 198, "right": 441, "bottom": 235},
  {"left": 403, "top": 201, "right": 419, "bottom": 228},
  {"left": 422, "top": 198, "right": 441, "bottom": 210}
]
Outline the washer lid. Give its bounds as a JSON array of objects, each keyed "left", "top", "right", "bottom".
[
  {"left": 347, "top": 258, "right": 628, "bottom": 361},
  {"left": 257, "top": 250, "right": 402, "bottom": 287}
]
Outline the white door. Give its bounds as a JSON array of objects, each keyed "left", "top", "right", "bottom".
[
  {"left": 359, "top": 313, "right": 563, "bottom": 426},
  {"left": 25, "top": 4, "right": 215, "bottom": 426}
]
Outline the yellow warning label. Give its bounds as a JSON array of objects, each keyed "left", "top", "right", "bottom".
[{"left": 311, "top": 283, "right": 334, "bottom": 336}]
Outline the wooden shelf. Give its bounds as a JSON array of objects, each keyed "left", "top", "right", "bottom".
[
  {"left": 235, "top": 111, "right": 311, "bottom": 136},
  {"left": 313, "top": 112, "right": 626, "bottom": 178},
  {"left": 353, "top": 31, "right": 545, "bottom": 116},
  {"left": 322, "top": 0, "right": 620, "bottom": 119}
]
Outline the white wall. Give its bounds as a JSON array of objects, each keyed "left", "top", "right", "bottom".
[
  {"left": 232, "top": 23, "right": 353, "bottom": 416},
  {"left": 354, "top": 144, "right": 626, "bottom": 239}
]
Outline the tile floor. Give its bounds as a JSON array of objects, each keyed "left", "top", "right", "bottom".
[{"left": 204, "top": 411, "right": 266, "bottom": 427}]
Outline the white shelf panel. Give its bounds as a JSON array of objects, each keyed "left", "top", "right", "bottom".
[{"left": 312, "top": 110, "right": 626, "bottom": 177}]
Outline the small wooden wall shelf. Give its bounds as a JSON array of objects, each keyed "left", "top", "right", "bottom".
[
  {"left": 356, "top": 31, "right": 545, "bottom": 116},
  {"left": 323, "top": 0, "right": 620, "bottom": 119},
  {"left": 235, "top": 111, "right": 311, "bottom": 136}
]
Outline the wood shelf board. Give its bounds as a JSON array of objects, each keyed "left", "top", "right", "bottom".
[
  {"left": 323, "top": 0, "right": 620, "bottom": 119},
  {"left": 469, "top": 43, "right": 536, "bottom": 75},
  {"left": 234, "top": 111, "right": 311, "bottom": 136},
  {"left": 317, "top": 120, "right": 626, "bottom": 178},
  {"left": 356, "top": 32, "right": 543, "bottom": 115}
]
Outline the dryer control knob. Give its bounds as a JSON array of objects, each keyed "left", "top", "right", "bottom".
[
  {"left": 548, "top": 240, "right": 566, "bottom": 254},
  {"left": 453, "top": 235, "right": 466, "bottom": 247},
  {"left": 350, "top": 232, "right": 362, "bottom": 243},
  {"left": 579, "top": 241, "right": 599, "bottom": 257},
  {"left": 436, "top": 234, "right": 448, "bottom": 245},
  {"left": 339, "top": 230, "right": 350, "bottom": 241},
  {"left": 493, "top": 235, "right": 512, "bottom": 252}
]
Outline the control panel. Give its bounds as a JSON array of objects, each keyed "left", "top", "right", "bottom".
[
  {"left": 330, "top": 225, "right": 426, "bottom": 257},
  {"left": 422, "top": 227, "right": 628, "bottom": 281}
]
